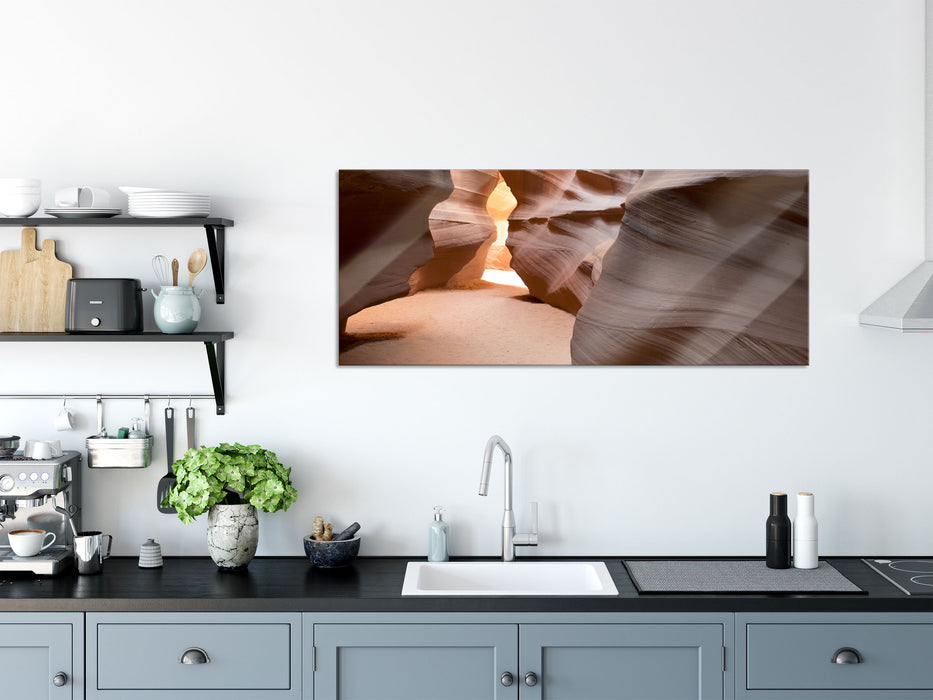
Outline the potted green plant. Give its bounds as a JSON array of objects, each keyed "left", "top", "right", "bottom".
[{"left": 162, "top": 442, "right": 298, "bottom": 570}]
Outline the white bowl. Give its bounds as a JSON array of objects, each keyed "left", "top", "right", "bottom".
[
  {"left": 0, "top": 193, "right": 41, "bottom": 216},
  {"left": 0, "top": 178, "right": 40, "bottom": 187}
]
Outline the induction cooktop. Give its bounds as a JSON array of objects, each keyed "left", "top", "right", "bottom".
[{"left": 862, "top": 558, "right": 933, "bottom": 595}]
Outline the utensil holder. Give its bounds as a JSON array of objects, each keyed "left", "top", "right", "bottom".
[{"left": 86, "top": 396, "right": 153, "bottom": 468}]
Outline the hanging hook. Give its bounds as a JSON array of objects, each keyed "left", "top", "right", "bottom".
[
  {"left": 61, "top": 396, "right": 67, "bottom": 409},
  {"left": 188, "top": 395, "right": 193, "bottom": 408},
  {"left": 167, "top": 396, "right": 172, "bottom": 408}
]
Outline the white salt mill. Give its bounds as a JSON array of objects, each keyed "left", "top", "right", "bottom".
[{"left": 793, "top": 492, "right": 818, "bottom": 569}]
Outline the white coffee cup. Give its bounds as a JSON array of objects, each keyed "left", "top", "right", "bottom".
[
  {"left": 55, "top": 406, "right": 76, "bottom": 431},
  {"left": 54, "top": 186, "right": 110, "bottom": 208},
  {"left": 23, "top": 440, "right": 52, "bottom": 460},
  {"left": 8, "top": 529, "right": 57, "bottom": 557}
]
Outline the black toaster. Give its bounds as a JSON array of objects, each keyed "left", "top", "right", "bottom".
[{"left": 65, "top": 278, "right": 143, "bottom": 333}]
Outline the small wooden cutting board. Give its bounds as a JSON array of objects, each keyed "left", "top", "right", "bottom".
[{"left": 0, "top": 228, "right": 73, "bottom": 332}]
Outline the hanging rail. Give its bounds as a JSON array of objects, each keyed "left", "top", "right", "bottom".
[{"left": 0, "top": 394, "right": 216, "bottom": 401}]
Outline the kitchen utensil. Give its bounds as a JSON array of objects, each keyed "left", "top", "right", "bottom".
[
  {"left": 335, "top": 522, "right": 361, "bottom": 541},
  {"left": 74, "top": 530, "right": 112, "bottom": 574},
  {"left": 152, "top": 255, "right": 170, "bottom": 286},
  {"left": 186, "top": 405, "right": 197, "bottom": 452},
  {"left": 171, "top": 258, "right": 179, "bottom": 285},
  {"left": 157, "top": 406, "right": 177, "bottom": 513},
  {"left": 0, "top": 228, "right": 73, "bottom": 332},
  {"left": 151, "top": 285, "right": 201, "bottom": 334},
  {"left": 186, "top": 248, "right": 207, "bottom": 286},
  {"left": 138, "top": 538, "right": 163, "bottom": 568},
  {"left": 65, "top": 278, "right": 143, "bottom": 333},
  {"left": 0, "top": 435, "right": 19, "bottom": 458},
  {"left": 303, "top": 535, "right": 361, "bottom": 568}
]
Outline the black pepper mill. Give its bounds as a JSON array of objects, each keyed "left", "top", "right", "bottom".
[{"left": 766, "top": 492, "right": 791, "bottom": 569}]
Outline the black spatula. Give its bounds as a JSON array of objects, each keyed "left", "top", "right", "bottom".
[{"left": 157, "top": 407, "right": 176, "bottom": 513}]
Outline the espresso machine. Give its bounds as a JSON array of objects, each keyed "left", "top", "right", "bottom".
[{"left": 0, "top": 450, "right": 81, "bottom": 575}]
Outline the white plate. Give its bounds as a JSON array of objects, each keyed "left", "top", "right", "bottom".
[
  {"left": 45, "top": 208, "right": 121, "bottom": 212},
  {"left": 118, "top": 186, "right": 162, "bottom": 194},
  {"left": 129, "top": 204, "right": 209, "bottom": 209},
  {"left": 127, "top": 190, "right": 209, "bottom": 199},
  {"left": 129, "top": 211, "right": 209, "bottom": 218},
  {"left": 45, "top": 209, "right": 122, "bottom": 219}
]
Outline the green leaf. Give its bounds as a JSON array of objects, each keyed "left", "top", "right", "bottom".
[{"left": 163, "top": 443, "right": 297, "bottom": 523}]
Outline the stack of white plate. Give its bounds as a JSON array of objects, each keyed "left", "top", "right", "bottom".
[{"left": 123, "top": 188, "right": 211, "bottom": 218}]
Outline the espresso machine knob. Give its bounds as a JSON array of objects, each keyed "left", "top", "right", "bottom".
[{"left": 0, "top": 474, "right": 14, "bottom": 492}]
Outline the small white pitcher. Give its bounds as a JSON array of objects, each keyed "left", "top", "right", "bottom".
[{"left": 151, "top": 286, "right": 202, "bottom": 334}]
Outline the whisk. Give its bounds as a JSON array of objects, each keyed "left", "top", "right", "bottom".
[{"left": 152, "top": 255, "right": 170, "bottom": 286}]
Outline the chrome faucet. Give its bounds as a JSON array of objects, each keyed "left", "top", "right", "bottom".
[{"left": 478, "top": 435, "right": 538, "bottom": 562}]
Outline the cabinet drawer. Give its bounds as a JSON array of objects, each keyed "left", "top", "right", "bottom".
[
  {"left": 97, "top": 622, "right": 292, "bottom": 690},
  {"left": 746, "top": 623, "right": 933, "bottom": 690}
]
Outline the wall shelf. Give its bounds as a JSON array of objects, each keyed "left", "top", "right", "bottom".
[
  {"left": 0, "top": 332, "right": 232, "bottom": 414},
  {"left": 0, "top": 217, "right": 232, "bottom": 304},
  {"left": 0, "top": 218, "right": 235, "bottom": 413}
]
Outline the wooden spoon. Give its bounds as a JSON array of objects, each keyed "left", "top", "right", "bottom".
[
  {"left": 186, "top": 248, "right": 207, "bottom": 286},
  {"left": 171, "top": 258, "right": 179, "bottom": 286}
]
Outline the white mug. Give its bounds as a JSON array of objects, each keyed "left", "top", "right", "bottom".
[
  {"left": 23, "top": 440, "right": 51, "bottom": 460},
  {"left": 55, "top": 406, "right": 75, "bottom": 431},
  {"left": 9, "top": 529, "right": 57, "bottom": 557},
  {"left": 54, "top": 186, "right": 110, "bottom": 208}
]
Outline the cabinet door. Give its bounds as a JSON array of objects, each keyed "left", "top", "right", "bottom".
[
  {"left": 313, "top": 624, "right": 518, "bottom": 700},
  {"left": 0, "top": 623, "right": 76, "bottom": 698},
  {"left": 519, "top": 624, "right": 724, "bottom": 700}
]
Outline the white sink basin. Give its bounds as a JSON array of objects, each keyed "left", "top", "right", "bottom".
[{"left": 401, "top": 561, "right": 619, "bottom": 596}]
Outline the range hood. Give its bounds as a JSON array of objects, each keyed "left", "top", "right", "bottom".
[
  {"left": 859, "top": 2, "right": 932, "bottom": 332},
  {"left": 859, "top": 262, "right": 933, "bottom": 331}
]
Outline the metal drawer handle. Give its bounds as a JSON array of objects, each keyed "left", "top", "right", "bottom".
[
  {"left": 180, "top": 647, "right": 211, "bottom": 665},
  {"left": 524, "top": 671, "right": 538, "bottom": 687},
  {"left": 832, "top": 647, "right": 862, "bottom": 664},
  {"left": 500, "top": 671, "right": 514, "bottom": 686},
  {"left": 52, "top": 672, "right": 68, "bottom": 687}
]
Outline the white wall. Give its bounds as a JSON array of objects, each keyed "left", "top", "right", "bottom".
[{"left": 0, "top": 0, "right": 930, "bottom": 558}]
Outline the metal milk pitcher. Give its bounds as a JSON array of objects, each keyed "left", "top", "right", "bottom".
[
  {"left": 151, "top": 285, "right": 201, "bottom": 334},
  {"left": 74, "top": 530, "right": 112, "bottom": 575}
]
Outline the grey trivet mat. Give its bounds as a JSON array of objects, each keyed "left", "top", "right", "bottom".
[{"left": 624, "top": 560, "right": 863, "bottom": 593}]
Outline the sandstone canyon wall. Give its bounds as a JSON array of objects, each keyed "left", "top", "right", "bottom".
[
  {"left": 338, "top": 169, "right": 453, "bottom": 332},
  {"left": 500, "top": 169, "right": 643, "bottom": 313},
  {"left": 571, "top": 170, "right": 809, "bottom": 365},
  {"left": 409, "top": 169, "right": 500, "bottom": 291}
]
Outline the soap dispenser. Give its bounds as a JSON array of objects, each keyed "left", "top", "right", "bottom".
[{"left": 428, "top": 506, "right": 449, "bottom": 562}]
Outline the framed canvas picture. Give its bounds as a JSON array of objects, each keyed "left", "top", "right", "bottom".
[{"left": 339, "top": 169, "right": 808, "bottom": 366}]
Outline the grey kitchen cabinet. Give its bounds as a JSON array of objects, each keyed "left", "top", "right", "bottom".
[
  {"left": 86, "top": 612, "right": 302, "bottom": 700},
  {"left": 312, "top": 622, "right": 518, "bottom": 699},
  {"left": 736, "top": 613, "right": 933, "bottom": 700},
  {"left": 520, "top": 623, "right": 726, "bottom": 699},
  {"left": 0, "top": 612, "right": 83, "bottom": 699},
  {"left": 306, "top": 613, "right": 731, "bottom": 700}
]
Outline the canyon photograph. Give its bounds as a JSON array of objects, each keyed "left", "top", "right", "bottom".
[{"left": 338, "top": 169, "right": 809, "bottom": 366}]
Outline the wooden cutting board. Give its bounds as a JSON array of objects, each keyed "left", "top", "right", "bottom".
[{"left": 0, "top": 228, "right": 73, "bottom": 332}]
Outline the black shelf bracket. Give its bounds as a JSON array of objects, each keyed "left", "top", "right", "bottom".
[
  {"left": 204, "top": 224, "right": 226, "bottom": 304},
  {"left": 204, "top": 338, "right": 226, "bottom": 415}
]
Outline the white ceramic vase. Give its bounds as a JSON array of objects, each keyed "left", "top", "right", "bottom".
[{"left": 206, "top": 503, "right": 259, "bottom": 570}]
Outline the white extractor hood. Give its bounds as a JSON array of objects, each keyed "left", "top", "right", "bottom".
[
  {"left": 859, "top": 2, "right": 932, "bottom": 332},
  {"left": 859, "top": 262, "right": 933, "bottom": 331}
]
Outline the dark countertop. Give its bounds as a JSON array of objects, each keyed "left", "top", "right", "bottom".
[{"left": 0, "top": 557, "right": 930, "bottom": 614}]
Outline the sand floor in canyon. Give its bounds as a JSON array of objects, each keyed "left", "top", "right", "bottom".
[{"left": 340, "top": 279, "right": 574, "bottom": 365}]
